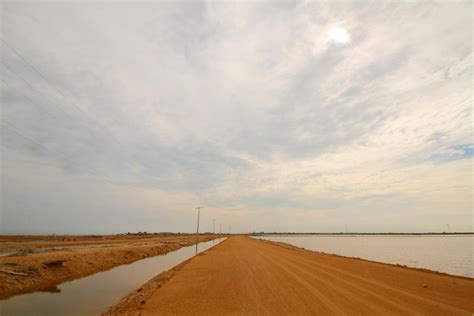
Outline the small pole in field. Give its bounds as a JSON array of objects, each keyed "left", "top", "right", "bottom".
[
  {"left": 212, "top": 219, "right": 216, "bottom": 246},
  {"left": 195, "top": 206, "right": 202, "bottom": 255}
]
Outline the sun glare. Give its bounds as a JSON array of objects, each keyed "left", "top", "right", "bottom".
[{"left": 328, "top": 26, "right": 350, "bottom": 44}]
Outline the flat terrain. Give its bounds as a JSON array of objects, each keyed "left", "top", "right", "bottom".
[
  {"left": 106, "top": 236, "right": 474, "bottom": 315},
  {"left": 0, "top": 234, "right": 219, "bottom": 299}
]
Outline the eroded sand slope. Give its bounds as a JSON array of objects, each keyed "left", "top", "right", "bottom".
[{"left": 0, "top": 234, "right": 218, "bottom": 299}]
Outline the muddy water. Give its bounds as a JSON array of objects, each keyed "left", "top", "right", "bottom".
[
  {"left": 255, "top": 235, "right": 473, "bottom": 277},
  {"left": 0, "top": 238, "right": 225, "bottom": 316}
]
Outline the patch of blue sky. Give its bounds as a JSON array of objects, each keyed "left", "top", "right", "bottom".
[{"left": 431, "top": 144, "right": 474, "bottom": 162}]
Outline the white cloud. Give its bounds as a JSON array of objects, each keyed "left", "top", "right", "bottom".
[{"left": 1, "top": 1, "right": 472, "bottom": 233}]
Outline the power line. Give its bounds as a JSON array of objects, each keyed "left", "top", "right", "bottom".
[
  {"left": 1, "top": 118, "right": 169, "bottom": 187},
  {"left": 1, "top": 39, "right": 90, "bottom": 117},
  {"left": 1, "top": 39, "right": 93, "bottom": 118},
  {"left": 0, "top": 77, "right": 60, "bottom": 120},
  {"left": 1, "top": 62, "right": 124, "bottom": 151},
  {"left": 1, "top": 120, "right": 114, "bottom": 184},
  {"left": 1, "top": 72, "right": 130, "bottom": 171},
  {"left": 1, "top": 39, "right": 175, "bottom": 188},
  {"left": 0, "top": 51, "right": 145, "bottom": 182},
  {"left": 0, "top": 42, "right": 151, "bottom": 183},
  {"left": 2, "top": 121, "right": 73, "bottom": 162},
  {"left": 1, "top": 60, "right": 86, "bottom": 122},
  {"left": 0, "top": 59, "right": 122, "bottom": 146},
  {"left": 0, "top": 39, "right": 123, "bottom": 146}
]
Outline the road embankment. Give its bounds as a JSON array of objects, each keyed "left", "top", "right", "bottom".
[
  {"left": 0, "top": 234, "right": 219, "bottom": 299},
  {"left": 104, "top": 236, "right": 474, "bottom": 315}
]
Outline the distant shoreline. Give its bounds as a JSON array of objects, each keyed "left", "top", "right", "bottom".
[
  {"left": 0, "top": 232, "right": 472, "bottom": 238},
  {"left": 251, "top": 232, "right": 474, "bottom": 236}
]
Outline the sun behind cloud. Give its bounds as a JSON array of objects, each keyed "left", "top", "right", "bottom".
[{"left": 328, "top": 26, "right": 351, "bottom": 44}]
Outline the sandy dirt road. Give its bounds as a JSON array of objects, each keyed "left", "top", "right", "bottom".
[{"left": 106, "top": 236, "right": 474, "bottom": 315}]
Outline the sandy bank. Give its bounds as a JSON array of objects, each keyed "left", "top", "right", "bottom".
[
  {"left": 0, "top": 234, "right": 220, "bottom": 299},
  {"left": 105, "top": 236, "right": 474, "bottom": 315}
]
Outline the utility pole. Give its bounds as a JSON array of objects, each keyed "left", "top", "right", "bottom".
[
  {"left": 212, "top": 219, "right": 216, "bottom": 234},
  {"left": 195, "top": 207, "right": 202, "bottom": 255},
  {"left": 345, "top": 224, "right": 348, "bottom": 234}
]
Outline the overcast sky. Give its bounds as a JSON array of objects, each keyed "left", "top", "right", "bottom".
[{"left": 0, "top": 1, "right": 472, "bottom": 234}]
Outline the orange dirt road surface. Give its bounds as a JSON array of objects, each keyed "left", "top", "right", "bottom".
[{"left": 105, "top": 236, "right": 474, "bottom": 315}]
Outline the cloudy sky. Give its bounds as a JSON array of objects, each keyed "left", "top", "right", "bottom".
[{"left": 0, "top": 1, "right": 472, "bottom": 234}]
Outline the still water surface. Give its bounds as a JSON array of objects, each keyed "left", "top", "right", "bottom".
[
  {"left": 0, "top": 238, "right": 224, "bottom": 316},
  {"left": 256, "top": 235, "right": 473, "bottom": 278}
]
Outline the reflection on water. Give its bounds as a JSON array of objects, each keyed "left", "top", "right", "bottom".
[
  {"left": 0, "top": 238, "right": 224, "bottom": 316},
  {"left": 255, "top": 235, "right": 473, "bottom": 278}
]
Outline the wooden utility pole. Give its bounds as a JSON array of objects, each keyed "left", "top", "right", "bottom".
[{"left": 195, "top": 207, "right": 202, "bottom": 255}]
